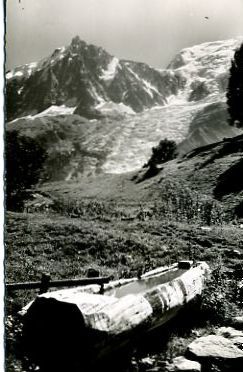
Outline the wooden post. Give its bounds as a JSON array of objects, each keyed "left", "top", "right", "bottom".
[
  {"left": 39, "top": 273, "right": 51, "bottom": 294},
  {"left": 99, "top": 283, "right": 104, "bottom": 294}
]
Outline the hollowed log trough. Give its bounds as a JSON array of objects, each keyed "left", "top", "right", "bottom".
[{"left": 20, "top": 261, "right": 210, "bottom": 370}]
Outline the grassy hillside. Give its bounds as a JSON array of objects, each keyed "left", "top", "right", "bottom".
[
  {"left": 6, "top": 205, "right": 243, "bottom": 371},
  {"left": 5, "top": 131, "right": 243, "bottom": 371},
  {"left": 178, "top": 101, "right": 241, "bottom": 154},
  {"left": 30, "top": 133, "right": 243, "bottom": 220}
]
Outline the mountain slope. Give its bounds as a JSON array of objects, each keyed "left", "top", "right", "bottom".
[
  {"left": 6, "top": 36, "right": 184, "bottom": 122},
  {"left": 37, "top": 134, "right": 243, "bottom": 217},
  {"left": 6, "top": 37, "right": 242, "bottom": 175},
  {"left": 178, "top": 101, "right": 241, "bottom": 154}
]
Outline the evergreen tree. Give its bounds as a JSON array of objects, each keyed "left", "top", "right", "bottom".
[
  {"left": 227, "top": 43, "right": 243, "bottom": 127},
  {"left": 5, "top": 131, "right": 46, "bottom": 210},
  {"left": 140, "top": 138, "right": 177, "bottom": 181},
  {"left": 147, "top": 138, "right": 177, "bottom": 167}
]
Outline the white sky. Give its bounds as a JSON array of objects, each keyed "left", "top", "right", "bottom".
[{"left": 6, "top": 0, "right": 243, "bottom": 70}]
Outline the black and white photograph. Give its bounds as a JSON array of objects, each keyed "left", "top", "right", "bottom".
[{"left": 5, "top": 0, "right": 243, "bottom": 371}]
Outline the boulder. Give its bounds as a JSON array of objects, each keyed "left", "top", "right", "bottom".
[
  {"left": 216, "top": 326, "right": 243, "bottom": 339},
  {"left": 187, "top": 335, "right": 243, "bottom": 371},
  {"left": 216, "top": 327, "right": 243, "bottom": 349},
  {"left": 166, "top": 356, "right": 201, "bottom": 371}
]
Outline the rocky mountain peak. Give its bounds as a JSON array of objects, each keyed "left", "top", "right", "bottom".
[
  {"left": 70, "top": 35, "right": 89, "bottom": 52},
  {"left": 6, "top": 36, "right": 175, "bottom": 121},
  {"left": 6, "top": 37, "right": 242, "bottom": 177},
  {"left": 71, "top": 35, "right": 83, "bottom": 45}
]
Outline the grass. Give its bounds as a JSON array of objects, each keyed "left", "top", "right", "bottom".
[
  {"left": 5, "top": 185, "right": 243, "bottom": 371},
  {"left": 6, "top": 208, "right": 242, "bottom": 286}
]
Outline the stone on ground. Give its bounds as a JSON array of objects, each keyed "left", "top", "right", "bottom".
[
  {"left": 187, "top": 334, "right": 243, "bottom": 371},
  {"left": 140, "top": 356, "right": 155, "bottom": 367},
  {"left": 166, "top": 356, "right": 201, "bottom": 371},
  {"left": 217, "top": 326, "right": 243, "bottom": 338}
]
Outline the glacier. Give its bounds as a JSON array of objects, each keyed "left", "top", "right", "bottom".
[
  {"left": 100, "top": 38, "right": 242, "bottom": 173},
  {"left": 6, "top": 37, "right": 243, "bottom": 175}
]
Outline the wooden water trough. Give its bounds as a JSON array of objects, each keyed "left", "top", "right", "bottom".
[{"left": 20, "top": 261, "right": 210, "bottom": 370}]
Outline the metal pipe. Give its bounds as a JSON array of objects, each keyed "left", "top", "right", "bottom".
[{"left": 6, "top": 276, "right": 110, "bottom": 291}]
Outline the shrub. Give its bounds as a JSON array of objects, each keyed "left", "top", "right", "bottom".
[
  {"left": 139, "top": 139, "right": 177, "bottom": 181},
  {"left": 200, "top": 261, "right": 240, "bottom": 324},
  {"left": 5, "top": 130, "right": 46, "bottom": 211},
  {"left": 147, "top": 138, "right": 177, "bottom": 168}
]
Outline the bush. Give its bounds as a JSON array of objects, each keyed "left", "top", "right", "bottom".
[
  {"left": 200, "top": 261, "right": 240, "bottom": 324},
  {"left": 5, "top": 130, "right": 46, "bottom": 211},
  {"left": 140, "top": 139, "right": 177, "bottom": 180},
  {"left": 147, "top": 138, "right": 177, "bottom": 167}
]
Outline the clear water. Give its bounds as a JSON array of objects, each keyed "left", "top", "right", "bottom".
[{"left": 107, "top": 269, "right": 185, "bottom": 298}]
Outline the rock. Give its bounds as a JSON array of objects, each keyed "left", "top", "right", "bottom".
[
  {"left": 216, "top": 326, "right": 243, "bottom": 339},
  {"left": 166, "top": 356, "right": 201, "bottom": 371},
  {"left": 224, "top": 248, "right": 242, "bottom": 258},
  {"left": 187, "top": 335, "right": 243, "bottom": 371},
  {"left": 230, "top": 316, "right": 243, "bottom": 330},
  {"left": 188, "top": 81, "right": 210, "bottom": 102},
  {"left": 216, "top": 327, "right": 243, "bottom": 348},
  {"left": 140, "top": 356, "right": 155, "bottom": 367},
  {"left": 233, "top": 249, "right": 242, "bottom": 257},
  {"left": 200, "top": 226, "right": 212, "bottom": 231}
]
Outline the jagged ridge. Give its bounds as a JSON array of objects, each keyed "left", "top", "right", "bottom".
[
  {"left": 6, "top": 36, "right": 184, "bottom": 121},
  {"left": 6, "top": 37, "right": 242, "bottom": 175}
]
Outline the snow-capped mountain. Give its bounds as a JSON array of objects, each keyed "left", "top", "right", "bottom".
[
  {"left": 6, "top": 36, "right": 184, "bottom": 121},
  {"left": 167, "top": 39, "right": 239, "bottom": 102},
  {"left": 6, "top": 37, "right": 242, "bottom": 176}
]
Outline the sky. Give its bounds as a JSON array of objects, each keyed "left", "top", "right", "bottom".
[{"left": 6, "top": 0, "right": 243, "bottom": 70}]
